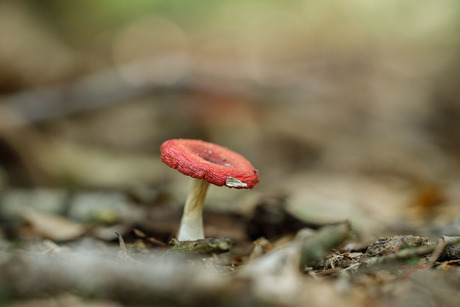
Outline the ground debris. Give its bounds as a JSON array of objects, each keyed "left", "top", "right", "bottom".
[
  {"left": 1, "top": 219, "right": 460, "bottom": 306},
  {"left": 167, "top": 237, "right": 233, "bottom": 256},
  {"left": 248, "top": 237, "right": 273, "bottom": 261},
  {"left": 365, "top": 235, "right": 434, "bottom": 257}
]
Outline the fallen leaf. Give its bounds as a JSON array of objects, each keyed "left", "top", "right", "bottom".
[{"left": 21, "top": 210, "right": 86, "bottom": 241}]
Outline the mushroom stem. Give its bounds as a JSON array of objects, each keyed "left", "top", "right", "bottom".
[{"left": 177, "top": 178, "right": 210, "bottom": 241}]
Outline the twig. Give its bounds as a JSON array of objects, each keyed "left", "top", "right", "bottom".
[
  {"left": 427, "top": 238, "right": 447, "bottom": 268},
  {"left": 365, "top": 236, "right": 460, "bottom": 267},
  {"left": 133, "top": 228, "right": 167, "bottom": 246},
  {"left": 364, "top": 245, "right": 436, "bottom": 266},
  {"left": 115, "top": 232, "right": 127, "bottom": 254}
]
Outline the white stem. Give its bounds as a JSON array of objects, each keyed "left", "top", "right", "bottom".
[{"left": 177, "top": 179, "right": 210, "bottom": 241}]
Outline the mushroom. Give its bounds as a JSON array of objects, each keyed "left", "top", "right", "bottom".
[{"left": 161, "top": 139, "right": 259, "bottom": 241}]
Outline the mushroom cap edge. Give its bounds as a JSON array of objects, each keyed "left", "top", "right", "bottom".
[{"left": 160, "top": 139, "right": 259, "bottom": 189}]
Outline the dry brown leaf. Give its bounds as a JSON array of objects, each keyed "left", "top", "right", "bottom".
[{"left": 21, "top": 210, "right": 86, "bottom": 241}]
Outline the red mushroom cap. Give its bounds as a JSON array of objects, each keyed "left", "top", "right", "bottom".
[{"left": 161, "top": 139, "right": 259, "bottom": 189}]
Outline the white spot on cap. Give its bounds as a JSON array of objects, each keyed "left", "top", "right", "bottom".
[{"left": 226, "top": 177, "right": 247, "bottom": 188}]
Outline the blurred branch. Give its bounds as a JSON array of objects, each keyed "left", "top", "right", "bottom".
[
  {"left": 0, "top": 67, "right": 154, "bottom": 128},
  {"left": 0, "top": 55, "right": 323, "bottom": 129},
  {"left": 0, "top": 252, "right": 236, "bottom": 306}
]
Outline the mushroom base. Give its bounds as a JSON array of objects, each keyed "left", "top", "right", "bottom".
[{"left": 177, "top": 179, "right": 210, "bottom": 241}]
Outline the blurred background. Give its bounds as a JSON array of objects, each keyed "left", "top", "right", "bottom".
[{"left": 0, "top": 0, "right": 459, "bottom": 240}]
